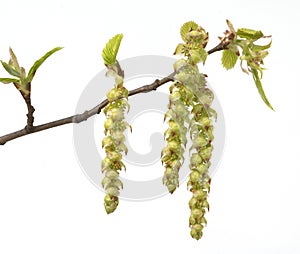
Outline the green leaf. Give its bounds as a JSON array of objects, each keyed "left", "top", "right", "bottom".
[
  {"left": 222, "top": 49, "right": 238, "bottom": 70},
  {"left": 0, "top": 77, "right": 19, "bottom": 84},
  {"left": 27, "top": 46, "right": 63, "bottom": 82},
  {"left": 1, "top": 61, "right": 21, "bottom": 78},
  {"left": 9, "top": 47, "right": 21, "bottom": 72},
  {"left": 237, "top": 28, "right": 264, "bottom": 40},
  {"left": 174, "top": 43, "right": 185, "bottom": 55},
  {"left": 251, "top": 40, "right": 272, "bottom": 51},
  {"left": 198, "top": 47, "right": 208, "bottom": 63},
  {"left": 180, "top": 21, "right": 198, "bottom": 42},
  {"left": 251, "top": 68, "right": 274, "bottom": 110},
  {"left": 102, "top": 34, "right": 123, "bottom": 66}
]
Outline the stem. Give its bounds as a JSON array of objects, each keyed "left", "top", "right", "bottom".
[
  {"left": 25, "top": 97, "right": 35, "bottom": 132},
  {"left": 0, "top": 43, "right": 225, "bottom": 145}
]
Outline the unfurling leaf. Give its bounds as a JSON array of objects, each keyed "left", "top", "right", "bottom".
[
  {"left": 180, "top": 21, "right": 198, "bottom": 42},
  {"left": 251, "top": 68, "right": 274, "bottom": 110},
  {"left": 9, "top": 48, "right": 21, "bottom": 72},
  {"left": 237, "top": 28, "right": 264, "bottom": 40},
  {"left": 27, "top": 46, "right": 63, "bottom": 83},
  {"left": 222, "top": 49, "right": 238, "bottom": 70},
  {"left": 0, "top": 78, "right": 19, "bottom": 84},
  {"left": 174, "top": 43, "right": 185, "bottom": 55},
  {"left": 251, "top": 40, "right": 272, "bottom": 51},
  {"left": 102, "top": 34, "right": 123, "bottom": 66},
  {"left": 1, "top": 61, "right": 21, "bottom": 78}
]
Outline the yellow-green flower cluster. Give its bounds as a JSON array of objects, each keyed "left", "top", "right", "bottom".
[
  {"left": 161, "top": 81, "right": 192, "bottom": 193},
  {"left": 188, "top": 100, "right": 215, "bottom": 240},
  {"left": 101, "top": 64, "right": 129, "bottom": 214},
  {"left": 173, "top": 59, "right": 216, "bottom": 240},
  {"left": 174, "top": 21, "right": 209, "bottom": 65},
  {"left": 171, "top": 21, "right": 217, "bottom": 240}
]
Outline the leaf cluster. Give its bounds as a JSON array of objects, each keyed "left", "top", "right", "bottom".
[
  {"left": 174, "top": 21, "right": 209, "bottom": 65},
  {"left": 220, "top": 21, "right": 273, "bottom": 109},
  {"left": 0, "top": 47, "right": 62, "bottom": 97}
]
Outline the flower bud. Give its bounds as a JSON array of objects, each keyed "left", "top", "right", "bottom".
[
  {"left": 102, "top": 136, "right": 114, "bottom": 148},
  {"left": 189, "top": 216, "right": 197, "bottom": 226},
  {"left": 167, "top": 184, "right": 177, "bottom": 194},
  {"left": 106, "top": 186, "right": 120, "bottom": 197},
  {"left": 189, "top": 197, "right": 198, "bottom": 209},
  {"left": 104, "top": 194, "right": 119, "bottom": 214},
  {"left": 191, "top": 208, "right": 203, "bottom": 218},
  {"left": 169, "top": 91, "right": 181, "bottom": 102},
  {"left": 190, "top": 227, "right": 203, "bottom": 240},
  {"left": 101, "top": 157, "right": 112, "bottom": 172},
  {"left": 104, "top": 118, "right": 114, "bottom": 131},
  {"left": 193, "top": 135, "right": 208, "bottom": 148},
  {"left": 107, "top": 151, "right": 122, "bottom": 162},
  {"left": 190, "top": 153, "right": 203, "bottom": 166},
  {"left": 199, "top": 116, "right": 210, "bottom": 127},
  {"left": 193, "top": 189, "right": 207, "bottom": 199},
  {"left": 173, "top": 59, "right": 187, "bottom": 72},
  {"left": 110, "top": 107, "right": 124, "bottom": 121},
  {"left": 200, "top": 147, "right": 212, "bottom": 161},
  {"left": 190, "top": 170, "right": 201, "bottom": 182},
  {"left": 105, "top": 170, "right": 119, "bottom": 179},
  {"left": 106, "top": 88, "right": 120, "bottom": 102}
]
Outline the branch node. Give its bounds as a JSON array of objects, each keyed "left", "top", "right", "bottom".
[{"left": 73, "top": 110, "right": 89, "bottom": 123}]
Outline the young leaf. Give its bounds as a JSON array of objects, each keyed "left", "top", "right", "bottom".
[
  {"left": 27, "top": 46, "right": 63, "bottom": 83},
  {"left": 226, "top": 19, "right": 236, "bottom": 34},
  {"left": 0, "top": 77, "right": 19, "bottom": 84},
  {"left": 251, "top": 40, "right": 272, "bottom": 52},
  {"left": 222, "top": 49, "right": 238, "bottom": 70},
  {"left": 174, "top": 43, "right": 185, "bottom": 55},
  {"left": 237, "top": 28, "right": 264, "bottom": 40},
  {"left": 251, "top": 68, "right": 274, "bottom": 110},
  {"left": 197, "top": 47, "right": 208, "bottom": 64},
  {"left": 102, "top": 34, "right": 123, "bottom": 66},
  {"left": 1, "top": 61, "right": 21, "bottom": 78},
  {"left": 180, "top": 21, "right": 198, "bottom": 42},
  {"left": 9, "top": 47, "right": 21, "bottom": 72}
]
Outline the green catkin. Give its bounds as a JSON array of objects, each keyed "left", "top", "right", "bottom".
[
  {"left": 162, "top": 82, "right": 191, "bottom": 193},
  {"left": 174, "top": 62, "right": 216, "bottom": 240},
  {"left": 188, "top": 100, "right": 215, "bottom": 240},
  {"left": 101, "top": 64, "right": 129, "bottom": 214},
  {"left": 171, "top": 21, "right": 216, "bottom": 240}
]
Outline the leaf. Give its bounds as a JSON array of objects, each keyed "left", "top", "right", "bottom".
[
  {"left": 9, "top": 47, "right": 21, "bottom": 72},
  {"left": 251, "top": 40, "right": 272, "bottom": 51},
  {"left": 251, "top": 68, "right": 274, "bottom": 110},
  {"left": 237, "top": 28, "right": 264, "bottom": 40},
  {"left": 222, "top": 49, "right": 238, "bottom": 70},
  {"left": 174, "top": 43, "right": 185, "bottom": 55},
  {"left": 102, "top": 34, "right": 123, "bottom": 66},
  {"left": 0, "top": 77, "right": 19, "bottom": 84},
  {"left": 226, "top": 19, "right": 236, "bottom": 33},
  {"left": 27, "top": 46, "right": 63, "bottom": 83},
  {"left": 180, "top": 21, "right": 198, "bottom": 42},
  {"left": 1, "top": 61, "right": 21, "bottom": 78}
]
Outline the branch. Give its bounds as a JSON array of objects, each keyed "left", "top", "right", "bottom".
[
  {"left": 0, "top": 75, "right": 174, "bottom": 145},
  {"left": 0, "top": 43, "right": 225, "bottom": 145}
]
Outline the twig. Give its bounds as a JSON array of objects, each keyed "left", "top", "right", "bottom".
[
  {"left": 207, "top": 42, "right": 226, "bottom": 54},
  {"left": 0, "top": 43, "right": 225, "bottom": 145}
]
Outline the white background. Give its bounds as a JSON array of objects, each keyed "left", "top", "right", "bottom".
[{"left": 0, "top": 0, "right": 299, "bottom": 253}]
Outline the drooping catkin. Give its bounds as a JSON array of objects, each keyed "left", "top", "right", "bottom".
[{"left": 101, "top": 64, "right": 130, "bottom": 214}]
